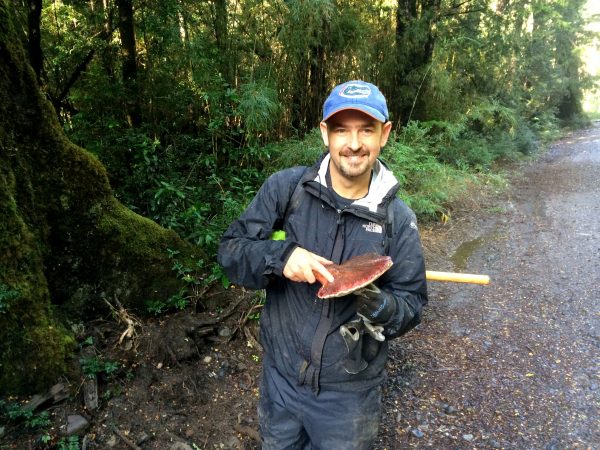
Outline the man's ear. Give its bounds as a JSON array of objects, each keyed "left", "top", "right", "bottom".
[
  {"left": 319, "top": 121, "right": 329, "bottom": 147},
  {"left": 380, "top": 121, "right": 392, "bottom": 147}
]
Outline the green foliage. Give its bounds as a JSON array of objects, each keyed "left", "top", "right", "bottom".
[
  {"left": 266, "top": 129, "right": 326, "bottom": 169},
  {"left": 247, "top": 291, "right": 266, "bottom": 321},
  {"left": 0, "top": 400, "right": 51, "bottom": 434},
  {"left": 78, "top": 337, "right": 121, "bottom": 381},
  {"left": 41, "top": 2, "right": 101, "bottom": 99},
  {"left": 384, "top": 127, "right": 470, "bottom": 218},
  {"left": 80, "top": 335, "right": 94, "bottom": 348},
  {"left": 146, "top": 249, "right": 229, "bottom": 315},
  {"left": 146, "top": 287, "right": 190, "bottom": 315},
  {"left": 26, "top": 411, "right": 52, "bottom": 430},
  {"left": 238, "top": 81, "right": 280, "bottom": 142},
  {"left": 24, "top": 0, "right": 594, "bottom": 320},
  {"left": 80, "top": 355, "right": 121, "bottom": 379},
  {"left": 58, "top": 436, "right": 81, "bottom": 450},
  {"left": 0, "top": 282, "right": 20, "bottom": 314}
]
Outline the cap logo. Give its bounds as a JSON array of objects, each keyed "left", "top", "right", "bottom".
[{"left": 339, "top": 83, "right": 371, "bottom": 98}]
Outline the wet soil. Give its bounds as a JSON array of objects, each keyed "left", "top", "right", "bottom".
[{"left": 2, "top": 125, "right": 599, "bottom": 449}]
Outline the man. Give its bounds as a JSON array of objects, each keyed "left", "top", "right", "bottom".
[{"left": 218, "top": 80, "right": 428, "bottom": 449}]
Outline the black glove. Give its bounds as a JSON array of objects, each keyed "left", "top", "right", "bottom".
[{"left": 354, "top": 284, "right": 396, "bottom": 325}]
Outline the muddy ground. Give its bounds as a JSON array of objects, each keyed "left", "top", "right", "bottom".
[{"left": 1, "top": 125, "right": 599, "bottom": 449}]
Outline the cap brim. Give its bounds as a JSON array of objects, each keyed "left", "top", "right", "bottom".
[{"left": 323, "top": 105, "right": 387, "bottom": 123}]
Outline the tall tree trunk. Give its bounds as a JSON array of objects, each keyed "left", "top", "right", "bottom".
[
  {"left": 290, "top": 42, "right": 326, "bottom": 135},
  {"left": 116, "top": 0, "right": 141, "bottom": 126},
  {"left": 0, "top": 0, "right": 196, "bottom": 395},
  {"left": 421, "top": 0, "right": 439, "bottom": 66},
  {"left": 290, "top": 56, "right": 307, "bottom": 133},
  {"left": 555, "top": 0, "right": 584, "bottom": 121},
  {"left": 178, "top": 3, "right": 194, "bottom": 80},
  {"left": 105, "top": 0, "right": 118, "bottom": 80},
  {"left": 290, "top": 22, "right": 329, "bottom": 134},
  {"left": 394, "top": 0, "right": 440, "bottom": 124},
  {"left": 213, "top": 0, "right": 233, "bottom": 84},
  {"left": 306, "top": 43, "right": 326, "bottom": 128},
  {"left": 27, "top": 0, "right": 42, "bottom": 82}
]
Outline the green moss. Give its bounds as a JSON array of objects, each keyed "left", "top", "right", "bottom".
[
  {"left": 0, "top": 1, "right": 199, "bottom": 394},
  {"left": 0, "top": 320, "right": 75, "bottom": 394},
  {"left": 0, "top": 174, "right": 73, "bottom": 393},
  {"left": 55, "top": 197, "right": 199, "bottom": 313}
]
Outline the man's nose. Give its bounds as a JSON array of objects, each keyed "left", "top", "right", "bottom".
[{"left": 347, "top": 131, "right": 361, "bottom": 150}]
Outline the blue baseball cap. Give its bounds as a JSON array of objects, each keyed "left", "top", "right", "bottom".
[{"left": 322, "top": 80, "right": 389, "bottom": 123}]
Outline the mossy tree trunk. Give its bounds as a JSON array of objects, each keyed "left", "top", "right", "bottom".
[{"left": 0, "top": 1, "right": 198, "bottom": 395}]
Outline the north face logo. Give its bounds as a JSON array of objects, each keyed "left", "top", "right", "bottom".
[
  {"left": 362, "top": 222, "right": 383, "bottom": 233},
  {"left": 340, "top": 83, "right": 371, "bottom": 98}
]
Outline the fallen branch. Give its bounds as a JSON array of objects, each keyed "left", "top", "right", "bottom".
[
  {"left": 110, "top": 426, "right": 141, "bottom": 450},
  {"left": 243, "top": 326, "right": 263, "bottom": 353},
  {"left": 234, "top": 423, "right": 260, "bottom": 441}
]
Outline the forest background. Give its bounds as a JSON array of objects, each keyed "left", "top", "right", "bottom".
[
  {"left": 0, "top": 0, "right": 598, "bottom": 401},
  {"left": 28, "top": 0, "right": 598, "bottom": 254}
]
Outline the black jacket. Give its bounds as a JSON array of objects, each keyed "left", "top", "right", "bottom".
[{"left": 218, "top": 154, "right": 428, "bottom": 392}]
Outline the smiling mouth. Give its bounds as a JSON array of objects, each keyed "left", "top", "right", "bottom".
[
  {"left": 341, "top": 152, "right": 368, "bottom": 158},
  {"left": 342, "top": 154, "right": 368, "bottom": 163}
]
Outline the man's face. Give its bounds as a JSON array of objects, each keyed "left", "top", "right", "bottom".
[{"left": 320, "top": 109, "right": 392, "bottom": 183}]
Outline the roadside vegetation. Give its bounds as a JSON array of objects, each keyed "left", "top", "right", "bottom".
[
  {"left": 0, "top": 0, "right": 597, "bottom": 398},
  {"left": 31, "top": 1, "right": 592, "bottom": 269},
  {"left": 0, "top": 2, "right": 599, "bottom": 447}
]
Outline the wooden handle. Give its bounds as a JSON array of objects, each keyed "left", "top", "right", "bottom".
[{"left": 426, "top": 270, "right": 490, "bottom": 285}]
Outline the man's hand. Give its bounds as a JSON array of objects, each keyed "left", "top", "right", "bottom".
[
  {"left": 354, "top": 284, "right": 396, "bottom": 324},
  {"left": 283, "top": 247, "right": 334, "bottom": 284}
]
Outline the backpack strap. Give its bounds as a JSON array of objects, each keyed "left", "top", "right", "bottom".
[
  {"left": 270, "top": 167, "right": 309, "bottom": 233},
  {"left": 282, "top": 167, "right": 309, "bottom": 225},
  {"left": 384, "top": 200, "right": 395, "bottom": 254}
]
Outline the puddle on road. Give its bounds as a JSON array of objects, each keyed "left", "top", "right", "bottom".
[
  {"left": 450, "top": 233, "right": 496, "bottom": 271},
  {"left": 526, "top": 193, "right": 547, "bottom": 219}
]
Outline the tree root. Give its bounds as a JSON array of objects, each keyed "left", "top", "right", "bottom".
[{"left": 104, "top": 296, "right": 141, "bottom": 350}]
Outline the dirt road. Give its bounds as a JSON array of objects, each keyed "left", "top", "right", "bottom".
[{"left": 379, "top": 126, "right": 600, "bottom": 448}]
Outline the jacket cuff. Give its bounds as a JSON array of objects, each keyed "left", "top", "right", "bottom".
[
  {"left": 274, "top": 241, "right": 299, "bottom": 276},
  {"left": 382, "top": 295, "right": 419, "bottom": 336}
]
